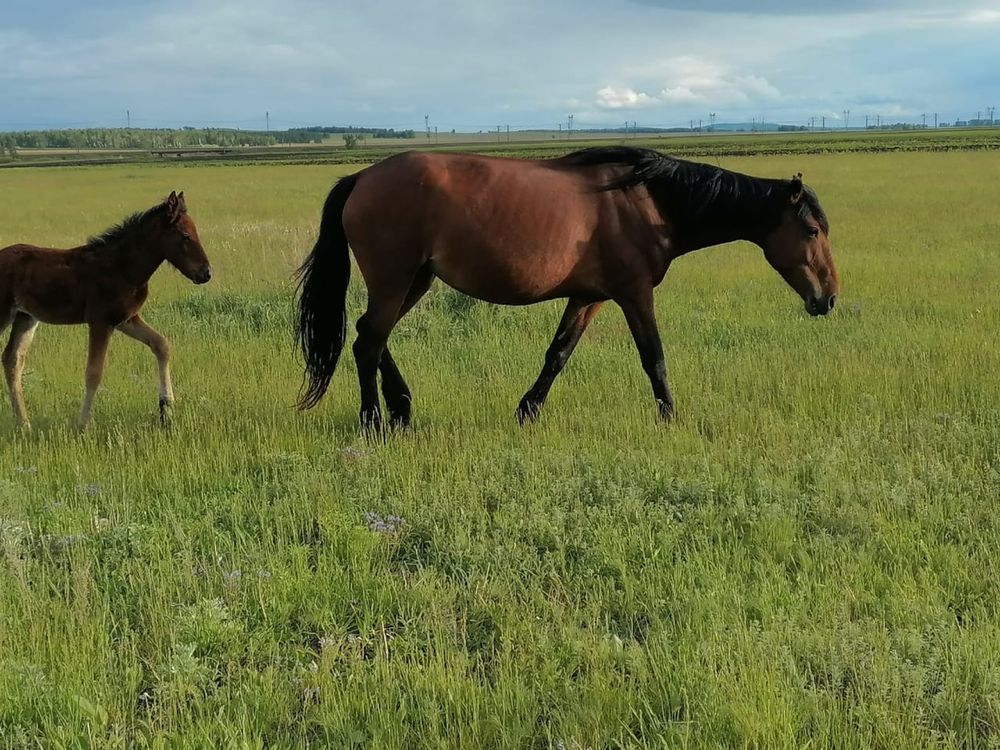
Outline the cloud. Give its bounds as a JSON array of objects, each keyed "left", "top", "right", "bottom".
[
  {"left": 0, "top": 0, "right": 997, "bottom": 130},
  {"left": 594, "top": 86, "right": 658, "bottom": 110},
  {"left": 596, "top": 57, "right": 781, "bottom": 112}
]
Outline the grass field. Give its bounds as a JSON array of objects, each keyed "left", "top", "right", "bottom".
[{"left": 1, "top": 147, "right": 998, "bottom": 748}]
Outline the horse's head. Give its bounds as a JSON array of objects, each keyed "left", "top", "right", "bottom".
[
  {"left": 162, "top": 191, "right": 212, "bottom": 284},
  {"left": 762, "top": 174, "right": 839, "bottom": 316}
]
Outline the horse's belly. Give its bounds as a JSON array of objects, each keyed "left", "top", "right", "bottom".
[{"left": 430, "top": 241, "right": 589, "bottom": 305}]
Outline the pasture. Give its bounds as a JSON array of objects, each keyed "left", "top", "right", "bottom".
[{"left": 1, "top": 147, "right": 998, "bottom": 748}]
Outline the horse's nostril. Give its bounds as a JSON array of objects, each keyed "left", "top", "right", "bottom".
[{"left": 828, "top": 295, "right": 836, "bottom": 310}]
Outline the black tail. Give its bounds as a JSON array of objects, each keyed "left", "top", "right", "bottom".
[{"left": 295, "top": 174, "right": 358, "bottom": 409}]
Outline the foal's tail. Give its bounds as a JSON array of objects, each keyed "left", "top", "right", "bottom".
[{"left": 295, "top": 173, "right": 358, "bottom": 409}]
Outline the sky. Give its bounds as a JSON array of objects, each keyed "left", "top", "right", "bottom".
[{"left": 1, "top": 0, "right": 998, "bottom": 132}]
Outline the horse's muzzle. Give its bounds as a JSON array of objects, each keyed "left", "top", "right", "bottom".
[
  {"left": 806, "top": 294, "right": 836, "bottom": 316},
  {"left": 193, "top": 267, "right": 212, "bottom": 284}
]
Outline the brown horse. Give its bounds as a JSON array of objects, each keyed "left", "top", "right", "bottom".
[
  {"left": 296, "top": 147, "right": 839, "bottom": 429},
  {"left": 0, "top": 192, "right": 211, "bottom": 430}
]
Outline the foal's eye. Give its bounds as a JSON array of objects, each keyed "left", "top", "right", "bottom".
[{"left": 807, "top": 227, "right": 820, "bottom": 239}]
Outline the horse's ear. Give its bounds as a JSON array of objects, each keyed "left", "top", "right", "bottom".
[
  {"left": 789, "top": 173, "right": 804, "bottom": 204},
  {"left": 177, "top": 191, "right": 187, "bottom": 214},
  {"left": 165, "top": 191, "right": 181, "bottom": 222}
]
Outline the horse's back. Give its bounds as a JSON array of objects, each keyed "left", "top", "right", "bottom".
[{"left": 344, "top": 151, "right": 611, "bottom": 303}]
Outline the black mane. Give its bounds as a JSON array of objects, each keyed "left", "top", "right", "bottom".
[
  {"left": 87, "top": 202, "right": 168, "bottom": 249},
  {"left": 557, "top": 146, "right": 829, "bottom": 238}
]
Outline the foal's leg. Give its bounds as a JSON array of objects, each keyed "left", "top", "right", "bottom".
[
  {"left": 3, "top": 313, "right": 39, "bottom": 430},
  {"left": 616, "top": 290, "right": 675, "bottom": 421},
  {"left": 117, "top": 315, "right": 173, "bottom": 426},
  {"left": 517, "top": 298, "right": 603, "bottom": 424},
  {"left": 79, "top": 324, "right": 113, "bottom": 430},
  {"left": 379, "top": 266, "right": 434, "bottom": 428}
]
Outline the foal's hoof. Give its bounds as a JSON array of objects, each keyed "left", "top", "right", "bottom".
[
  {"left": 159, "top": 398, "right": 173, "bottom": 427},
  {"left": 516, "top": 399, "right": 542, "bottom": 425}
]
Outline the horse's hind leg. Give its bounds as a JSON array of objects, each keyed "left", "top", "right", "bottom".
[
  {"left": 353, "top": 271, "right": 420, "bottom": 433},
  {"left": 3, "top": 312, "right": 39, "bottom": 430},
  {"left": 379, "top": 266, "right": 434, "bottom": 428},
  {"left": 517, "top": 298, "right": 603, "bottom": 424}
]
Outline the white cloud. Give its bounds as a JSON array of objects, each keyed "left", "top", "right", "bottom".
[
  {"left": 595, "top": 57, "right": 780, "bottom": 113},
  {"left": 594, "top": 86, "right": 658, "bottom": 110}
]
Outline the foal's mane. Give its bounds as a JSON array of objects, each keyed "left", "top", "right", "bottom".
[
  {"left": 86, "top": 201, "right": 169, "bottom": 249},
  {"left": 557, "top": 146, "right": 829, "bottom": 234}
]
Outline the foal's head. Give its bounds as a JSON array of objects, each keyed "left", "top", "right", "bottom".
[
  {"left": 762, "top": 175, "right": 839, "bottom": 316},
  {"left": 160, "top": 191, "right": 212, "bottom": 284}
]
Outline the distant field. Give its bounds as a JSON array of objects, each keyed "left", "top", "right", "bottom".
[
  {"left": 3, "top": 126, "right": 999, "bottom": 169},
  {"left": 1, "top": 146, "right": 999, "bottom": 748}
]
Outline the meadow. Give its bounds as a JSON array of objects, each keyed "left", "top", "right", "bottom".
[{"left": 0, "top": 145, "right": 998, "bottom": 748}]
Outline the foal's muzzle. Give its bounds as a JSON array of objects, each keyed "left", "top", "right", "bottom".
[
  {"left": 806, "top": 294, "right": 836, "bottom": 316},
  {"left": 192, "top": 267, "right": 212, "bottom": 284}
]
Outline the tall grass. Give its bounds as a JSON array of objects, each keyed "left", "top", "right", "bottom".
[{"left": 0, "top": 151, "right": 998, "bottom": 748}]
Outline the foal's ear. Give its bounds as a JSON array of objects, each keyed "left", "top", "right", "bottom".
[
  {"left": 165, "top": 191, "right": 182, "bottom": 222},
  {"left": 176, "top": 191, "right": 187, "bottom": 214},
  {"left": 789, "top": 173, "right": 804, "bottom": 204}
]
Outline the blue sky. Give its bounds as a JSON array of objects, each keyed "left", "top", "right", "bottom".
[{"left": 1, "top": 0, "right": 998, "bottom": 131}]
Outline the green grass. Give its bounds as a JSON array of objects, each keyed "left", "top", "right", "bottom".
[{"left": 1, "top": 149, "right": 999, "bottom": 748}]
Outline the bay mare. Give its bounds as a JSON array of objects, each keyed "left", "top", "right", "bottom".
[
  {"left": 0, "top": 192, "right": 211, "bottom": 430},
  {"left": 296, "top": 147, "right": 840, "bottom": 430}
]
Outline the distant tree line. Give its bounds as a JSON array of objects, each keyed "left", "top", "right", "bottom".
[
  {"left": 271, "top": 126, "right": 416, "bottom": 144},
  {"left": 0, "top": 128, "right": 276, "bottom": 152},
  {"left": 0, "top": 125, "right": 416, "bottom": 155}
]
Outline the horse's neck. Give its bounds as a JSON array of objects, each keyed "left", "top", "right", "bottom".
[
  {"left": 662, "top": 177, "right": 784, "bottom": 256},
  {"left": 103, "top": 234, "right": 166, "bottom": 285}
]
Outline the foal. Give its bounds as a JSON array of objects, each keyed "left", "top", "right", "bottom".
[{"left": 0, "top": 192, "right": 211, "bottom": 430}]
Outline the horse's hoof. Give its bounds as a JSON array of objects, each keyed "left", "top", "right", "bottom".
[
  {"left": 516, "top": 400, "right": 541, "bottom": 425},
  {"left": 657, "top": 400, "right": 675, "bottom": 422},
  {"left": 359, "top": 409, "right": 383, "bottom": 436},
  {"left": 386, "top": 398, "right": 411, "bottom": 430}
]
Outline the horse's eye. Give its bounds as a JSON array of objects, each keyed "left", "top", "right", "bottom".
[
  {"left": 807, "top": 227, "right": 819, "bottom": 239},
  {"left": 181, "top": 232, "right": 191, "bottom": 240}
]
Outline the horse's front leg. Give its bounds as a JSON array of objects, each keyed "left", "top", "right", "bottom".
[
  {"left": 117, "top": 315, "right": 173, "bottom": 426},
  {"left": 79, "top": 323, "right": 113, "bottom": 430},
  {"left": 616, "top": 289, "right": 675, "bottom": 421},
  {"left": 517, "top": 298, "right": 603, "bottom": 424}
]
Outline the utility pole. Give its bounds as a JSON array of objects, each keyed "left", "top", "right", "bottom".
[
  {"left": 989, "top": 106, "right": 996, "bottom": 125},
  {"left": 266, "top": 111, "right": 269, "bottom": 132},
  {"left": 425, "top": 115, "right": 431, "bottom": 142},
  {"left": 506, "top": 124, "right": 510, "bottom": 143},
  {"left": 709, "top": 112, "right": 716, "bottom": 131},
  {"left": 865, "top": 114, "right": 869, "bottom": 129},
  {"left": 698, "top": 119, "right": 702, "bottom": 133},
  {"left": 921, "top": 113, "right": 926, "bottom": 128},
  {"left": 126, "top": 109, "right": 130, "bottom": 128},
  {"left": 689, "top": 119, "right": 694, "bottom": 132},
  {"left": 843, "top": 109, "right": 850, "bottom": 129},
  {"left": 568, "top": 114, "right": 574, "bottom": 138},
  {"left": 435, "top": 126, "right": 438, "bottom": 145},
  {"left": 934, "top": 112, "right": 938, "bottom": 128},
  {"left": 821, "top": 115, "right": 826, "bottom": 130},
  {"left": 810, "top": 116, "right": 816, "bottom": 131}
]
